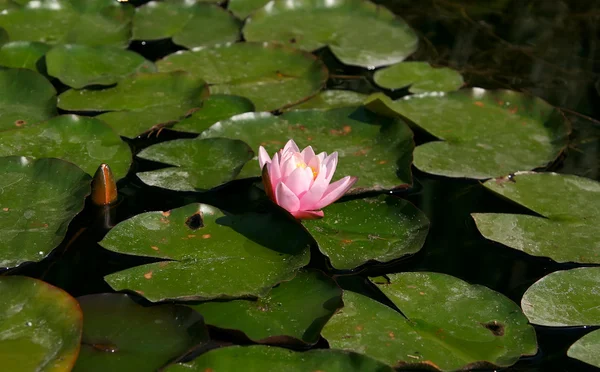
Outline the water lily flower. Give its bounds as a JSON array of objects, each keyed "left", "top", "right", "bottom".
[{"left": 259, "top": 139, "right": 357, "bottom": 220}]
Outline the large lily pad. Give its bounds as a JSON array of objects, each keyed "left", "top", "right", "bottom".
[
  {"left": 366, "top": 89, "right": 569, "bottom": 179},
  {"left": 157, "top": 42, "right": 328, "bottom": 111},
  {"left": 0, "top": 276, "right": 82, "bottom": 372},
  {"left": 189, "top": 270, "right": 342, "bottom": 344},
  {"left": 568, "top": 329, "right": 600, "bottom": 368},
  {"left": 473, "top": 172, "right": 600, "bottom": 263},
  {"left": 323, "top": 272, "right": 537, "bottom": 371},
  {"left": 136, "top": 137, "right": 254, "bottom": 192},
  {"left": 373, "top": 62, "right": 464, "bottom": 93},
  {"left": 0, "top": 41, "right": 51, "bottom": 72},
  {"left": 102, "top": 203, "right": 311, "bottom": 302},
  {"left": 0, "top": 115, "right": 132, "bottom": 180},
  {"left": 303, "top": 196, "right": 429, "bottom": 270},
  {"left": 74, "top": 293, "right": 209, "bottom": 372},
  {"left": 243, "top": 0, "right": 418, "bottom": 68}
]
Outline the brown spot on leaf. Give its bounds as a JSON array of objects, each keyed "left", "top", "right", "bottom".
[
  {"left": 388, "top": 331, "right": 395, "bottom": 339},
  {"left": 188, "top": 234, "right": 196, "bottom": 238},
  {"left": 343, "top": 125, "right": 352, "bottom": 134},
  {"left": 134, "top": 290, "right": 144, "bottom": 295},
  {"left": 356, "top": 325, "right": 363, "bottom": 331},
  {"left": 202, "top": 234, "right": 211, "bottom": 239},
  {"left": 378, "top": 160, "right": 387, "bottom": 165},
  {"left": 509, "top": 107, "right": 518, "bottom": 114},
  {"left": 341, "top": 239, "right": 353, "bottom": 244},
  {"left": 91, "top": 343, "right": 119, "bottom": 353},
  {"left": 353, "top": 148, "right": 370, "bottom": 156},
  {"left": 186, "top": 212, "right": 204, "bottom": 230},
  {"left": 203, "top": 368, "right": 214, "bottom": 372},
  {"left": 15, "top": 120, "right": 26, "bottom": 127},
  {"left": 162, "top": 211, "right": 171, "bottom": 217},
  {"left": 151, "top": 246, "right": 159, "bottom": 251},
  {"left": 159, "top": 261, "right": 170, "bottom": 268},
  {"left": 419, "top": 291, "right": 425, "bottom": 295},
  {"left": 144, "top": 271, "right": 153, "bottom": 279},
  {"left": 482, "top": 320, "right": 505, "bottom": 336},
  {"left": 2, "top": 208, "right": 8, "bottom": 211},
  {"left": 474, "top": 101, "right": 484, "bottom": 107}
]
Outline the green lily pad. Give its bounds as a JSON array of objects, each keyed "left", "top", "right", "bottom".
[
  {"left": 288, "top": 90, "right": 368, "bottom": 111},
  {"left": 0, "top": 115, "right": 132, "bottom": 180},
  {"left": 136, "top": 137, "right": 253, "bottom": 192},
  {"left": 102, "top": 203, "right": 311, "bottom": 302},
  {"left": 228, "top": 0, "right": 269, "bottom": 19},
  {"left": 568, "top": 329, "right": 600, "bottom": 368},
  {"left": 73, "top": 293, "right": 209, "bottom": 372},
  {"left": 0, "top": 157, "right": 90, "bottom": 268},
  {"left": 366, "top": 89, "right": 569, "bottom": 179},
  {"left": 472, "top": 172, "right": 600, "bottom": 263},
  {"left": 189, "top": 270, "right": 342, "bottom": 344},
  {"left": 323, "top": 272, "right": 537, "bottom": 371},
  {"left": 172, "top": 94, "right": 254, "bottom": 134},
  {"left": 133, "top": 1, "right": 240, "bottom": 49},
  {"left": 165, "top": 345, "right": 393, "bottom": 372},
  {"left": 373, "top": 62, "right": 464, "bottom": 93},
  {"left": 0, "top": 276, "right": 82, "bottom": 372},
  {"left": 157, "top": 42, "right": 328, "bottom": 111},
  {"left": 0, "top": 41, "right": 51, "bottom": 72},
  {"left": 0, "top": 0, "right": 134, "bottom": 47},
  {"left": 303, "top": 196, "right": 429, "bottom": 270},
  {"left": 0, "top": 68, "right": 56, "bottom": 131},
  {"left": 243, "top": 0, "right": 418, "bottom": 68},
  {"left": 201, "top": 107, "right": 414, "bottom": 191},
  {"left": 46, "top": 44, "right": 155, "bottom": 89}
]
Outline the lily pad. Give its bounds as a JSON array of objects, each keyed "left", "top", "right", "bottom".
[
  {"left": 102, "top": 203, "right": 311, "bottom": 302},
  {"left": 366, "top": 89, "right": 569, "bottom": 179},
  {"left": 288, "top": 90, "right": 368, "bottom": 111},
  {"left": 243, "top": 0, "right": 418, "bottom": 68},
  {"left": 228, "top": 0, "right": 269, "bottom": 19},
  {"left": 473, "top": 172, "right": 600, "bottom": 263},
  {"left": 46, "top": 44, "right": 155, "bottom": 89},
  {"left": 73, "top": 293, "right": 209, "bottom": 372},
  {"left": 568, "top": 329, "right": 600, "bottom": 368},
  {"left": 157, "top": 42, "right": 328, "bottom": 111},
  {"left": 133, "top": 1, "right": 240, "bottom": 49},
  {"left": 303, "top": 195, "right": 429, "bottom": 270},
  {"left": 0, "top": 115, "right": 132, "bottom": 180},
  {"left": 0, "top": 68, "right": 56, "bottom": 131},
  {"left": 189, "top": 270, "right": 342, "bottom": 344},
  {"left": 136, "top": 137, "right": 254, "bottom": 192},
  {"left": 164, "top": 345, "right": 393, "bottom": 372},
  {"left": 0, "top": 276, "right": 82, "bottom": 372},
  {"left": 0, "top": 157, "right": 90, "bottom": 268},
  {"left": 0, "top": 41, "right": 51, "bottom": 72},
  {"left": 323, "top": 272, "right": 537, "bottom": 371},
  {"left": 373, "top": 62, "right": 464, "bottom": 93},
  {"left": 172, "top": 94, "right": 254, "bottom": 134}
]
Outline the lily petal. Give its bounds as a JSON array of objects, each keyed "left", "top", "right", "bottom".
[
  {"left": 283, "top": 139, "right": 299, "bottom": 154},
  {"left": 275, "top": 182, "right": 300, "bottom": 213},
  {"left": 258, "top": 146, "right": 271, "bottom": 169},
  {"left": 299, "top": 167, "right": 328, "bottom": 210},
  {"left": 285, "top": 167, "right": 313, "bottom": 196},
  {"left": 313, "top": 176, "right": 358, "bottom": 209},
  {"left": 323, "top": 152, "right": 338, "bottom": 182}
]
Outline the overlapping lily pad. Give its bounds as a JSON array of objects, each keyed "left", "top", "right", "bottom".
[
  {"left": 102, "top": 203, "right": 311, "bottom": 302},
  {"left": 374, "top": 62, "right": 464, "bottom": 93},
  {"left": 228, "top": 0, "right": 269, "bottom": 19},
  {"left": 473, "top": 172, "right": 600, "bottom": 263},
  {"left": 288, "top": 90, "right": 367, "bottom": 111},
  {"left": 74, "top": 293, "right": 209, "bottom": 372},
  {"left": 157, "top": 42, "right": 328, "bottom": 111},
  {"left": 568, "top": 329, "right": 600, "bottom": 368},
  {"left": 0, "top": 41, "right": 50, "bottom": 72},
  {"left": 366, "top": 89, "right": 569, "bottom": 179},
  {"left": 243, "top": 0, "right": 418, "bottom": 68},
  {"left": 323, "top": 272, "right": 537, "bottom": 371},
  {"left": 0, "top": 276, "right": 83, "bottom": 371}
]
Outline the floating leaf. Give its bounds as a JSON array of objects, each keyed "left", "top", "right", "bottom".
[
  {"left": 366, "top": 89, "right": 569, "bottom": 179},
  {"left": 190, "top": 270, "right": 342, "bottom": 344},
  {"left": 288, "top": 90, "right": 367, "bottom": 111},
  {"left": 73, "top": 293, "right": 209, "bottom": 372},
  {"left": 473, "top": 172, "right": 600, "bottom": 263},
  {"left": 0, "top": 276, "right": 82, "bottom": 371},
  {"left": 228, "top": 0, "right": 269, "bottom": 19},
  {"left": 373, "top": 62, "right": 464, "bottom": 93},
  {"left": 0, "top": 115, "right": 132, "bottom": 180},
  {"left": 323, "top": 273, "right": 537, "bottom": 371},
  {"left": 243, "top": 0, "right": 418, "bottom": 68},
  {"left": 0, "top": 41, "right": 51, "bottom": 72},
  {"left": 102, "top": 203, "right": 310, "bottom": 302},
  {"left": 136, "top": 138, "right": 253, "bottom": 192},
  {"left": 568, "top": 329, "right": 600, "bottom": 368},
  {"left": 303, "top": 196, "right": 429, "bottom": 270},
  {"left": 157, "top": 42, "right": 328, "bottom": 111}
]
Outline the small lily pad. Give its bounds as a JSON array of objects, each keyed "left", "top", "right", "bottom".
[
  {"left": 374, "top": 62, "right": 464, "bottom": 93},
  {"left": 568, "top": 329, "right": 600, "bottom": 368},
  {"left": 288, "top": 90, "right": 368, "bottom": 111},
  {"left": 172, "top": 94, "right": 254, "bottom": 134},
  {"left": 0, "top": 41, "right": 51, "bottom": 72}
]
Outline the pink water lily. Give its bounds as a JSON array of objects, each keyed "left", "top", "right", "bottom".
[{"left": 259, "top": 139, "right": 357, "bottom": 220}]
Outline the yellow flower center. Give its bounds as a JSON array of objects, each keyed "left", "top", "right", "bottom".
[{"left": 296, "top": 159, "right": 318, "bottom": 179}]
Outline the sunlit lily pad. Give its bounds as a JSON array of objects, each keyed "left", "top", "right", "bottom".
[
  {"left": 102, "top": 203, "right": 311, "bottom": 302},
  {"left": 0, "top": 41, "right": 50, "bottom": 72},
  {"left": 288, "top": 90, "right": 368, "bottom": 111},
  {"left": 374, "top": 62, "right": 464, "bottom": 93},
  {"left": 243, "top": 0, "right": 418, "bottom": 68},
  {"left": 366, "top": 89, "right": 569, "bottom": 179},
  {"left": 568, "top": 329, "right": 600, "bottom": 368},
  {"left": 172, "top": 94, "right": 254, "bottom": 134},
  {"left": 0, "top": 115, "right": 132, "bottom": 180},
  {"left": 228, "top": 0, "right": 269, "bottom": 19},
  {"left": 73, "top": 293, "right": 209, "bottom": 372},
  {"left": 157, "top": 42, "right": 328, "bottom": 111},
  {"left": 0, "top": 276, "right": 82, "bottom": 371},
  {"left": 189, "top": 270, "right": 342, "bottom": 344},
  {"left": 473, "top": 172, "right": 600, "bottom": 263},
  {"left": 323, "top": 272, "right": 537, "bottom": 371},
  {"left": 136, "top": 138, "right": 253, "bottom": 192}
]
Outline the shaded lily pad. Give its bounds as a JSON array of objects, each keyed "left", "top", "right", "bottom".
[
  {"left": 0, "top": 41, "right": 50, "bottom": 72},
  {"left": 0, "top": 115, "right": 132, "bottom": 180},
  {"left": 323, "top": 273, "right": 537, "bottom": 371},
  {"left": 228, "top": 0, "right": 269, "bottom": 19},
  {"left": 157, "top": 42, "right": 328, "bottom": 111},
  {"left": 102, "top": 203, "right": 311, "bottom": 302},
  {"left": 165, "top": 345, "right": 393, "bottom": 372},
  {"left": 473, "top": 172, "right": 600, "bottom": 263},
  {"left": 568, "top": 329, "right": 600, "bottom": 368},
  {"left": 136, "top": 137, "right": 254, "bottom": 192},
  {"left": 0, "top": 157, "right": 90, "bottom": 268},
  {"left": 243, "top": 0, "right": 418, "bottom": 68},
  {"left": 0, "top": 276, "right": 82, "bottom": 371},
  {"left": 189, "top": 270, "right": 342, "bottom": 344},
  {"left": 288, "top": 90, "right": 368, "bottom": 111},
  {"left": 0, "top": 68, "right": 56, "bottom": 131},
  {"left": 366, "top": 89, "right": 569, "bottom": 179},
  {"left": 172, "top": 94, "right": 254, "bottom": 134},
  {"left": 46, "top": 44, "right": 155, "bottom": 89},
  {"left": 374, "top": 62, "right": 464, "bottom": 93},
  {"left": 73, "top": 293, "right": 209, "bottom": 372},
  {"left": 303, "top": 195, "right": 429, "bottom": 270}
]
